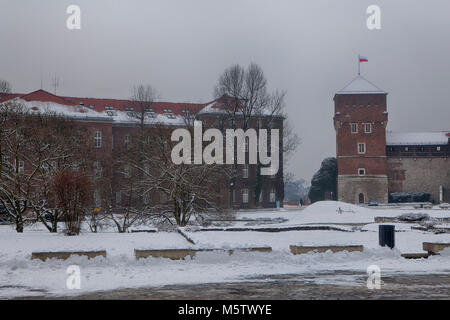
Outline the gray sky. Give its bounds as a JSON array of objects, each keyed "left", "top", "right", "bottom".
[{"left": 1, "top": 0, "right": 449, "bottom": 182}]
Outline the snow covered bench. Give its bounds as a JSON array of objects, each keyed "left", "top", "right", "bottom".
[
  {"left": 289, "top": 245, "right": 364, "bottom": 255},
  {"left": 134, "top": 247, "right": 272, "bottom": 260},
  {"left": 31, "top": 250, "right": 107, "bottom": 261},
  {"left": 423, "top": 242, "right": 450, "bottom": 255}
]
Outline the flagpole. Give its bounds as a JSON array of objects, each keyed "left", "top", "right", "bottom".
[{"left": 358, "top": 54, "right": 360, "bottom": 75}]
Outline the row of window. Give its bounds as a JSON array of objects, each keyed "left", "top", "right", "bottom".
[
  {"left": 233, "top": 188, "right": 276, "bottom": 204},
  {"left": 344, "top": 104, "right": 380, "bottom": 108},
  {"left": 387, "top": 146, "right": 443, "bottom": 152},
  {"left": 351, "top": 123, "right": 372, "bottom": 134}
]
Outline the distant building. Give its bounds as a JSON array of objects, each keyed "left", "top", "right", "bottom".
[{"left": 334, "top": 75, "right": 449, "bottom": 204}]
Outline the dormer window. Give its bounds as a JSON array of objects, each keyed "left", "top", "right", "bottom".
[
  {"left": 163, "top": 109, "right": 172, "bottom": 113},
  {"left": 127, "top": 111, "right": 136, "bottom": 118},
  {"left": 104, "top": 106, "right": 114, "bottom": 110},
  {"left": 166, "top": 114, "right": 176, "bottom": 119},
  {"left": 106, "top": 111, "right": 117, "bottom": 117},
  {"left": 125, "top": 106, "right": 134, "bottom": 111},
  {"left": 145, "top": 112, "right": 157, "bottom": 119}
]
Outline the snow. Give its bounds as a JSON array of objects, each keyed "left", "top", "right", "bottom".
[
  {"left": 386, "top": 131, "right": 449, "bottom": 146},
  {"left": 337, "top": 75, "right": 386, "bottom": 95},
  {"left": 16, "top": 99, "right": 110, "bottom": 120},
  {"left": 1, "top": 201, "right": 449, "bottom": 298},
  {"left": 9, "top": 98, "right": 188, "bottom": 126}
]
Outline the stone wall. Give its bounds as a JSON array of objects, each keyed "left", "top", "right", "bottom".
[
  {"left": 387, "top": 157, "right": 450, "bottom": 203},
  {"left": 338, "top": 175, "right": 388, "bottom": 204}
]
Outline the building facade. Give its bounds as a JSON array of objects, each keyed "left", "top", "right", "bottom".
[
  {"left": 334, "top": 75, "right": 450, "bottom": 204},
  {"left": 0, "top": 89, "right": 284, "bottom": 209}
]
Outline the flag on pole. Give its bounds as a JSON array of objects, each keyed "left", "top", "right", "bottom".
[{"left": 359, "top": 55, "right": 368, "bottom": 62}]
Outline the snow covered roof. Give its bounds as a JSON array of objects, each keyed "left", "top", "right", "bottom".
[
  {"left": 337, "top": 75, "right": 386, "bottom": 95},
  {"left": 0, "top": 89, "right": 209, "bottom": 125},
  {"left": 386, "top": 131, "right": 450, "bottom": 146},
  {"left": 1, "top": 90, "right": 282, "bottom": 124}
]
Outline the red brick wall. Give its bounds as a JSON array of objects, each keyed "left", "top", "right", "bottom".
[{"left": 334, "top": 94, "right": 388, "bottom": 176}]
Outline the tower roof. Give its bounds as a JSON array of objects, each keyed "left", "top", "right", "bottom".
[{"left": 337, "top": 75, "right": 386, "bottom": 95}]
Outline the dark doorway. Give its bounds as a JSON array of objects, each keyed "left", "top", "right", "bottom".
[{"left": 359, "top": 193, "right": 365, "bottom": 204}]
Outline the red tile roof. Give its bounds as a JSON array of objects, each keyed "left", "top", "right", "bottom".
[
  {"left": 62, "top": 96, "right": 209, "bottom": 115},
  {"left": 1, "top": 89, "right": 218, "bottom": 116}
]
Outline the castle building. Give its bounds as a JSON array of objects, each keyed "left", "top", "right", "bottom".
[{"left": 334, "top": 75, "right": 449, "bottom": 204}]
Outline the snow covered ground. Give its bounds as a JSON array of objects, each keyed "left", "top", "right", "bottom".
[{"left": 0, "top": 201, "right": 449, "bottom": 298}]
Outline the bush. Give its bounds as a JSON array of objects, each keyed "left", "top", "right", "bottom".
[{"left": 51, "top": 170, "right": 92, "bottom": 235}]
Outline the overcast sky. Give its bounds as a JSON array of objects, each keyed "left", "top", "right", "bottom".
[{"left": 1, "top": 0, "right": 449, "bottom": 182}]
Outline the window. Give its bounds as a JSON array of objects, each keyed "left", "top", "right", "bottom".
[
  {"left": 124, "top": 135, "right": 130, "bottom": 146},
  {"left": 244, "top": 137, "right": 249, "bottom": 153},
  {"left": 166, "top": 114, "right": 176, "bottom": 119},
  {"left": 257, "top": 118, "right": 263, "bottom": 129},
  {"left": 351, "top": 123, "right": 358, "bottom": 134},
  {"left": 364, "top": 123, "right": 372, "bottom": 133},
  {"left": 242, "top": 189, "right": 249, "bottom": 203},
  {"left": 358, "top": 143, "right": 366, "bottom": 154},
  {"left": 94, "top": 131, "right": 102, "bottom": 148},
  {"left": 437, "top": 146, "right": 441, "bottom": 151},
  {"left": 93, "top": 161, "right": 102, "bottom": 177},
  {"left": 18, "top": 160, "right": 24, "bottom": 173},
  {"left": 242, "top": 164, "right": 249, "bottom": 178},
  {"left": 258, "top": 190, "right": 263, "bottom": 203},
  {"left": 404, "top": 147, "right": 409, "bottom": 151},
  {"left": 115, "top": 192, "right": 121, "bottom": 205},
  {"left": 124, "top": 164, "right": 131, "bottom": 177},
  {"left": 41, "top": 162, "right": 49, "bottom": 174},
  {"left": 358, "top": 168, "right": 366, "bottom": 176},
  {"left": 269, "top": 189, "right": 276, "bottom": 203},
  {"left": 143, "top": 193, "right": 150, "bottom": 205},
  {"left": 94, "top": 191, "right": 101, "bottom": 207}
]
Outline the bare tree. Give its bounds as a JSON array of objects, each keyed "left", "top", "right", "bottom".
[
  {"left": 213, "top": 63, "right": 300, "bottom": 205},
  {"left": 130, "top": 84, "right": 159, "bottom": 131},
  {"left": 27, "top": 112, "right": 90, "bottom": 233},
  {"left": 0, "top": 102, "right": 37, "bottom": 232},
  {"left": 0, "top": 79, "right": 11, "bottom": 98}
]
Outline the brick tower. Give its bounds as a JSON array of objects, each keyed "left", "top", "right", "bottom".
[{"left": 333, "top": 75, "right": 389, "bottom": 204}]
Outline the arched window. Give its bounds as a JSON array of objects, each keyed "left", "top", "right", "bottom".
[{"left": 359, "top": 193, "right": 365, "bottom": 204}]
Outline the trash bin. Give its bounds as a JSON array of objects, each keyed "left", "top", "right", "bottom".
[{"left": 379, "top": 225, "right": 395, "bottom": 249}]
